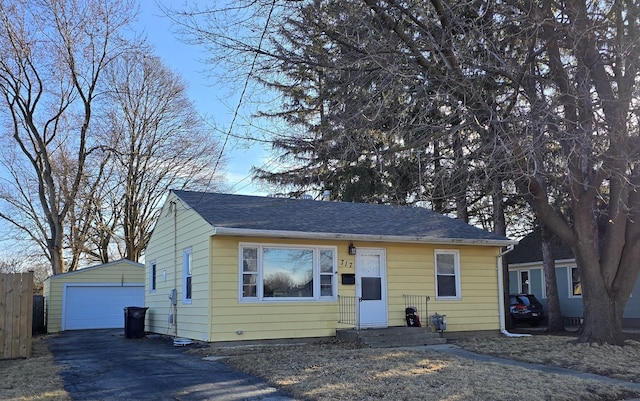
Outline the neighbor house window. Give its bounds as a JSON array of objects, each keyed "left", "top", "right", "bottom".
[
  {"left": 570, "top": 267, "right": 581, "bottom": 297},
  {"left": 520, "top": 270, "right": 529, "bottom": 294},
  {"left": 239, "top": 244, "right": 336, "bottom": 302},
  {"left": 183, "top": 248, "right": 192, "bottom": 303},
  {"left": 435, "top": 250, "right": 461, "bottom": 299},
  {"left": 150, "top": 261, "right": 157, "bottom": 293}
]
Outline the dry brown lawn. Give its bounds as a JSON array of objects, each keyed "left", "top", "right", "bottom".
[
  {"left": 0, "top": 335, "right": 70, "bottom": 401},
  {"left": 454, "top": 334, "right": 640, "bottom": 382},
  {"left": 193, "top": 333, "right": 640, "bottom": 401},
  {"left": 4, "top": 332, "right": 640, "bottom": 401}
]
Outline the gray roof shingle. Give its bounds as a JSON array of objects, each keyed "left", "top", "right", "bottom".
[
  {"left": 507, "top": 229, "right": 574, "bottom": 264},
  {"left": 172, "top": 190, "right": 514, "bottom": 245}
]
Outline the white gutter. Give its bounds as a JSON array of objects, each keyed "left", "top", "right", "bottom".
[
  {"left": 211, "top": 227, "right": 518, "bottom": 247},
  {"left": 498, "top": 244, "right": 531, "bottom": 337}
]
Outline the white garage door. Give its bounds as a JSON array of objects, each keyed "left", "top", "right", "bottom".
[{"left": 63, "top": 285, "right": 144, "bottom": 330}]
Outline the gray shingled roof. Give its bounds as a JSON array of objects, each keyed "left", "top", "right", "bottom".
[
  {"left": 172, "top": 190, "right": 513, "bottom": 245},
  {"left": 507, "top": 229, "right": 574, "bottom": 264}
]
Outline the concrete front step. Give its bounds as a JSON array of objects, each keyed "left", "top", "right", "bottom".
[{"left": 337, "top": 326, "right": 446, "bottom": 348}]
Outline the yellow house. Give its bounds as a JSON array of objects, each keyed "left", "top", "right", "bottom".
[
  {"left": 44, "top": 259, "right": 144, "bottom": 332},
  {"left": 144, "top": 190, "right": 516, "bottom": 342}
]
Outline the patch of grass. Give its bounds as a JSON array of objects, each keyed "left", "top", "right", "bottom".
[
  {"left": 195, "top": 339, "right": 640, "bottom": 401},
  {"left": 453, "top": 335, "right": 640, "bottom": 382},
  {"left": 0, "top": 335, "right": 70, "bottom": 401}
]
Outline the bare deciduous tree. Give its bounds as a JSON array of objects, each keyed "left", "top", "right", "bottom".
[
  {"left": 0, "top": 251, "right": 52, "bottom": 293},
  {"left": 92, "top": 51, "right": 225, "bottom": 263},
  {"left": 0, "top": 0, "right": 137, "bottom": 275}
]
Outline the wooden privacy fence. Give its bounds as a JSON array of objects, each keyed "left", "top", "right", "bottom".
[{"left": 0, "top": 272, "right": 34, "bottom": 359}]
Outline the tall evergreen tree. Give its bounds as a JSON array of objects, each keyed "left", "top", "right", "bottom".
[{"left": 252, "top": 0, "right": 496, "bottom": 215}]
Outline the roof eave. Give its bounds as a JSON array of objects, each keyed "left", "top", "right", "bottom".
[
  {"left": 508, "top": 258, "right": 577, "bottom": 268},
  {"left": 43, "top": 259, "right": 144, "bottom": 281},
  {"left": 211, "top": 227, "right": 517, "bottom": 247}
]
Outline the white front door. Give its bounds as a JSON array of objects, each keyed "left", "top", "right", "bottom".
[{"left": 356, "top": 248, "right": 388, "bottom": 328}]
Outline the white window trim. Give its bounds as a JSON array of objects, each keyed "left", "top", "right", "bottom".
[
  {"left": 238, "top": 242, "right": 338, "bottom": 303},
  {"left": 518, "top": 269, "right": 531, "bottom": 294},
  {"left": 568, "top": 266, "right": 581, "bottom": 298},
  {"left": 511, "top": 267, "right": 547, "bottom": 298},
  {"left": 434, "top": 249, "right": 461, "bottom": 300},
  {"left": 149, "top": 261, "right": 157, "bottom": 293},
  {"left": 183, "top": 248, "right": 192, "bottom": 304}
]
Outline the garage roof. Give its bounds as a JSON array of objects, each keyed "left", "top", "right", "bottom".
[{"left": 45, "top": 259, "right": 143, "bottom": 280}]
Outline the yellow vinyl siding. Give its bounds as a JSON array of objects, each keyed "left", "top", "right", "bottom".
[
  {"left": 43, "top": 260, "right": 144, "bottom": 333},
  {"left": 386, "top": 242, "right": 432, "bottom": 328},
  {"left": 209, "top": 237, "right": 342, "bottom": 342},
  {"left": 385, "top": 243, "right": 500, "bottom": 331},
  {"left": 144, "top": 192, "right": 212, "bottom": 342},
  {"left": 207, "top": 237, "right": 501, "bottom": 342}
]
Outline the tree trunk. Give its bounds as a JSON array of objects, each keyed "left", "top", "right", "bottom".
[
  {"left": 540, "top": 226, "right": 564, "bottom": 333},
  {"left": 453, "top": 133, "right": 468, "bottom": 223},
  {"left": 48, "top": 239, "right": 64, "bottom": 276},
  {"left": 432, "top": 141, "right": 445, "bottom": 214},
  {"left": 492, "top": 181, "right": 513, "bottom": 329},
  {"left": 573, "top": 223, "right": 626, "bottom": 345},
  {"left": 579, "top": 261, "right": 625, "bottom": 345}
]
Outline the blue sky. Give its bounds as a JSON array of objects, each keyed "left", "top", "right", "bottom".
[
  {"left": 137, "top": 2, "right": 270, "bottom": 196},
  {"left": 0, "top": 2, "right": 272, "bottom": 258}
]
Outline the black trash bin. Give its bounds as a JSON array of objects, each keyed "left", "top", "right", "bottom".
[{"left": 124, "top": 306, "right": 148, "bottom": 339}]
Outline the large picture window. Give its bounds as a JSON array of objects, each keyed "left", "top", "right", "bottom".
[
  {"left": 240, "top": 244, "right": 336, "bottom": 302},
  {"left": 435, "top": 250, "right": 461, "bottom": 299}
]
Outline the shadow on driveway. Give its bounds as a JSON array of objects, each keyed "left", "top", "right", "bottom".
[{"left": 46, "top": 329, "right": 297, "bottom": 401}]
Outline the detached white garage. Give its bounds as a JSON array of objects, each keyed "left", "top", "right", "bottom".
[{"left": 44, "top": 260, "right": 145, "bottom": 332}]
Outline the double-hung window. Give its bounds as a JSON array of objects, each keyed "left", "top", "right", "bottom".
[
  {"left": 150, "top": 261, "right": 157, "bottom": 293},
  {"left": 183, "top": 248, "right": 192, "bottom": 304},
  {"left": 240, "top": 244, "right": 336, "bottom": 302},
  {"left": 570, "top": 267, "right": 581, "bottom": 297},
  {"left": 435, "top": 250, "right": 461, "bottom": 299},
  {"left": 519, "top": 270, "right": 530, "bottom": 294}
]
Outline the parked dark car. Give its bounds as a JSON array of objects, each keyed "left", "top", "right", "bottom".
[{"left": 510, "top": 294, "right": 545, "bottom": 326}]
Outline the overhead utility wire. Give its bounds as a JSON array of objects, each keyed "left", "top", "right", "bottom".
[{"left": 206, "top": 0, "right": 278, "bottom": 191}]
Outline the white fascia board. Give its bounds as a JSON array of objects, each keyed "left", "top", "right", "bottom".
[
  {"left": 508, "top": 261, "right": 544, "bottom": 269},
  {"left": 211, "top": 227, "right": 517, "bottom": 247},
  {"left": 508, "top": 258, "right": 577, "bottom": 269}
]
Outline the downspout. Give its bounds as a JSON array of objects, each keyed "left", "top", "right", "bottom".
[
  {"left": 172, "top": 201, "right": 178, "bottom": 336},
  {"left": 498, "top": 245, "right": 531, "bottom": 337}
]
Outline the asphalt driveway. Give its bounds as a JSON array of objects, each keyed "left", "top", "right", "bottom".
[{"left": 46, "top": 329, "right": 297, "bottom": 401}]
